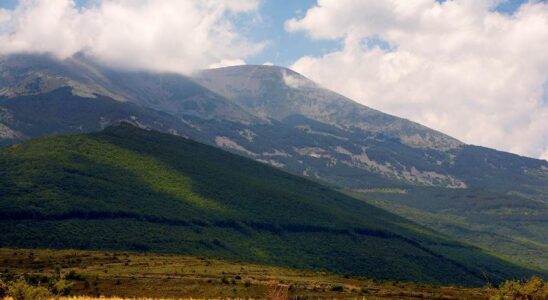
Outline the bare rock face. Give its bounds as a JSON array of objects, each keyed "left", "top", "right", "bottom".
[{"left": 0, "top": 123, "right": 22, "bottom": 139}]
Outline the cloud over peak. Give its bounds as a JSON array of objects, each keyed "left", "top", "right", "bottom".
[
  {"left": 287, "top": 0, "right": 548, "bottom": 159},
  {"left": 0, "top": 0, "right": 262, "bottom": 74}
]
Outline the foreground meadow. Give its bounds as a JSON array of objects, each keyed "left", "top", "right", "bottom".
[{"left": 0, "top": 248, "right": 545, "bottom": 299}]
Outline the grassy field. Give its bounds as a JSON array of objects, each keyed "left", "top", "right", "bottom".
[{"left": 0, "top": 248, "right": 497, "bottom": 299}]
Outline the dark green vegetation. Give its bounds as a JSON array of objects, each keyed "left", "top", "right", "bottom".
[
  {"left": 1, "top": 54, "right": 547, "bottom": 271},
  {"left": 347, "top": 187, "right": 548, "bottom": 269},
  {"left": 0, "top": 124, "right": 544, "bottom": 286},
  {"left": 0, "top": 248, "right": 500, "bottom": 299}
]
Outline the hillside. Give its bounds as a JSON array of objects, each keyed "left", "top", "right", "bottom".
[
  {"left": 194, "top": 65, "right": 547, "bottom": 196},
  {"left": 0, "top": 124, "right": 543, "bottom": 285},
  {"left": 0, "top": 54, "right": 546, "bottom": 270},
  {"left": 194, "top": 65, "right": 548, "bottom": 269},
  {"left": 0, "top": 87, "right": 197, "bottom": 147},
  {"left": 0, "top": 54, "right": 258, "bottom": 123},
  {"left": 346, "top": 188, "right": 548, "bottom": 269},
  {"left": 2, "top": 55, "right": 545, "bottom": 195}
]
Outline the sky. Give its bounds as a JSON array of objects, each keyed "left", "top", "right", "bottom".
[{"left": 0, "top": 0, "right": 546, "bottom": 160}]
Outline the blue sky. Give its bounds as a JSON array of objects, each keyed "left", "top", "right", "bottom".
[
  {"left": 1, "top": 0, "right": 88, "bottom": 9},
  {"left": 236, "top": 0, "right": 340, "bottom": 66},
  {"left": 229, "top": 0, "right": 532, "bottom": 66}
]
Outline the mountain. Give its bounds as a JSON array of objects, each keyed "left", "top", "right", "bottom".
[
  {"left": 194, "top": 65, "right": 462, "bottom": 151},
  {"left": 193, "top": 65, "right": 547, "bottom": 194},
  {"left": 0, "top": 87, "right": 195, "bottom": 147},
  {"left": 0, "top": 54, "right": 258, "bottom": 123},
  {"left": 0, "top": 54, "right": 546, "bottom": 269},
  {"left": 0, "top": 123, "right": 543, "bottom": 285},
  {"left": 193, "top": 65, "right": 548, "bottom": 268}
]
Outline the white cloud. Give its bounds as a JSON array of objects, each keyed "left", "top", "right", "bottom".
[
  {"left": 282, "top": 69, "right": 315, "bottom": 89},
  {"left": 0, "top": 0, "right": 263, "bottom": 74},
  {"left": 541, "top": 149, "right": 548, "bottom": 161},
  {"left": 286, "top": 0, "right": 548, "bottom": 159},
  {"left": 208, "top": 58, "right": 246, "bottom": 69},
  {"left": 0, "top": 8, "right": 10, "bottom": 23},
  {"left": 262, "top": 61, "right": 274, "bottom": 66}
]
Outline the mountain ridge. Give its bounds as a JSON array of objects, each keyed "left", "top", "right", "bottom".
[{"left": 194, "top": 64, "right": 464, "bottom": 151}]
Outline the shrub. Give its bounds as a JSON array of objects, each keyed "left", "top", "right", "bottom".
[
  {"left": 64, "top": 270, "right": 86, "bottom": 281},
  {"left": 0, "top": 278, "right": 7, "bottom": 298},
  {"left": 490, "top": 276, "right": 546, "bottom": 300},
  {"left": 331, "top": 285, "right": 344, "bottom": 292},
  {"left": 7, "top": 278, "right": 50, "bottom": 300},
  {"left": 51, "top": 278, "right": 73, "bottom": 296}
]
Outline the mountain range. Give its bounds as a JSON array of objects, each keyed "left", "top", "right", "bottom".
[{"left": 0, "top": 53, "right": 546, "bottom": 271}]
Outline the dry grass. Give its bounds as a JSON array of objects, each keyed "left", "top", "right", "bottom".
[
  {"left": 3, "top": 298, "right": 249, "bottom": 300},
  {"left": 0, "top": 248, "right": 493, "bottom": 299}
]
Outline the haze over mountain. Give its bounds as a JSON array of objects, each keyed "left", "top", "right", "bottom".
[{"left": 0, "top": 53, "right": 547, "bottom": 270}]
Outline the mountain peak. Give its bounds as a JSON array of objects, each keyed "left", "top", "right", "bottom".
[
  {"left": 197, "top": 64, "right": 318, "bottom": 93},
  {"left": 205, "top": 64, "right": 296, "bottom": 74},
  {"left": 194, "top": 65, "right": 463, "bottom": 151}
]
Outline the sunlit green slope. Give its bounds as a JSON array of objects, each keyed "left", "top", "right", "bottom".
[{"left": 0, "top": 123, "right": 542, "bottom": 285}]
